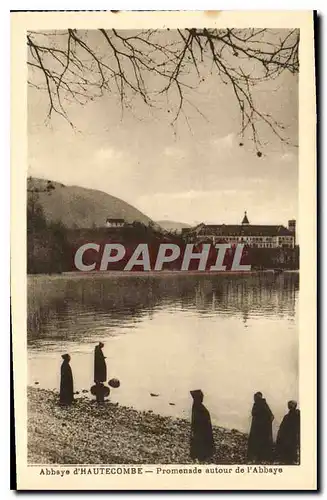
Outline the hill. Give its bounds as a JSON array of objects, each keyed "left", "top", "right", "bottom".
[
  {"left": 27, "top": 177, "right": 153, "bottom": 228},
  {"left": 156, "top": 220, "right": 192, "bottom": 232}
]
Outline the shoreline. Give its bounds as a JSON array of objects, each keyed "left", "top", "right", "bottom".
[
  {"left": 27, "top": 269, "right": 299, "bottom": 278},
  {"left": 28, "top": 387, "right": 248, "bottom": 465}
]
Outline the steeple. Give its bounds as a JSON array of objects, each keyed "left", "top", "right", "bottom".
[{"left": 242, "top": 211, "right": 250, "bottom": 225}]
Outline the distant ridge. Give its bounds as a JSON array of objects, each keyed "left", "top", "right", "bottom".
[
  {"left": 27, "top": 177, "right": 153, "bottom": 228},
  {"left": 156, "top": 220, "right": 192, "bottom": 232}
]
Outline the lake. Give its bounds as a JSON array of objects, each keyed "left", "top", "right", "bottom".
[{"left": 27, "top": 272, "right": 299, "bottom": 436}]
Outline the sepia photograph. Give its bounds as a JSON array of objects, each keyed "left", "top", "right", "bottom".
[{"left": 11, "top": 10, "right": 316, "bottom": 491}]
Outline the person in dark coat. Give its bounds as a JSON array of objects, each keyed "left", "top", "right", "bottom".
[
  {"left": 60, "top": 354, "right": 74, "bottom": 405},
  {"left": 247, "top": 392, "right": 274, "bottom": 463},
  {"left": 276, "top": 400, "right": 300, "bottom": 464},
  {"left": 94, "top": 342, "right": 107, "bottom": 383},
  {"left": 190, "top": 390, "right": 215, "bottom": 462}
]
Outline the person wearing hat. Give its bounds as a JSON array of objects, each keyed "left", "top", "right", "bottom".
[
  {"left": 275, "top": 400, "right": 300, "bottom": 464},
  {"left": 247, "top": 391, "right": 274, "bottom": 463},
  {"left": 60, "top": 354, "right": 74, "bottom": 405},
  {"left": 190, "top": 390, "right": 215, "bottom": 462},
  {"left": 94, "top": 342, "right": 107, "bottom": 384}
]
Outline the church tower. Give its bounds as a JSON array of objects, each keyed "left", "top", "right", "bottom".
[{"left": 242, "top": 211, "right": 250, "bottom": 225}]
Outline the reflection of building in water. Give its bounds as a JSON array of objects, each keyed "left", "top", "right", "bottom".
[
  {"left": 189, "top": 274, "right": 298, "bottom": 320},
  {"left": 183, "top": 212, "right": 296, "bottom": 249}
]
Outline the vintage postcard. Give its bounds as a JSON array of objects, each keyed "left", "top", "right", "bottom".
[{"left": 11, "top": 10, "right": 317, "bottom": 490}]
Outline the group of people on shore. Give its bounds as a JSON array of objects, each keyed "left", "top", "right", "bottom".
[
  {"left": 190, "top": 390, "right": 300, "bottom": 465},
  {"left": 59, "top": 344, "right": 300, "bottom": 465},
  {"left": 60, "top": 341, "right": 112, "bottom": 405}
]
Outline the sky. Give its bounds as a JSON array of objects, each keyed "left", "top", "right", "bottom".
[{"left": 28, "top": 29, "right": 298, "bottom": 227}]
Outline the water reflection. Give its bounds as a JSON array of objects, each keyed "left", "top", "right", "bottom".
[
  {"left": 27, "top": 272, "right": 298, "bottom": 433},
  {"left": 28, "top": 273, "right": 298, "bottom": 344}
]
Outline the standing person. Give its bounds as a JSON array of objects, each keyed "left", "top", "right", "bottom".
[
  {"left": 190, "top": 390, "right": 215, "bottom": 462},
  {"left": 59, "top": 354, "right": 74, "bottom": 405},
  {"left": 94, "top": 342, "right": 107, "bottom": 383},
  {"left": 247, "top": 391, "right": 274, "bottom": 463},
  {"left": 276, "top": 400, "right": 300, "bottom": 464}
]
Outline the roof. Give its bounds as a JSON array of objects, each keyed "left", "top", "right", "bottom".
[
  {"left": 242, "top": 212, "right": 250, "bottom": 224},
  {"left": 197, "top": 224, "right": 294, "bottom": 237},
  {"left": 106, "top": 218, "right": 125, "bottom": 223}
]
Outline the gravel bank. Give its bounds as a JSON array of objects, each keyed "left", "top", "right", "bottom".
[{"left": 28, "top": 387, "right": 248, "bottom": 465}]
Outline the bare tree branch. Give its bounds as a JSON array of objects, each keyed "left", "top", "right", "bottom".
[{"left": 27, "top": 28, "right": 299, "bottom": 152}]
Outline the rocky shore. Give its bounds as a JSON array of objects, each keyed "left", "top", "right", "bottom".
[{"left": 28, "top": 387, "right": 248, "bottom": 465}]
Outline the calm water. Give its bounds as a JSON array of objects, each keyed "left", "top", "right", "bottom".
[{"left": 27, "top": 272, "right": 299, "bottom": 435}]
